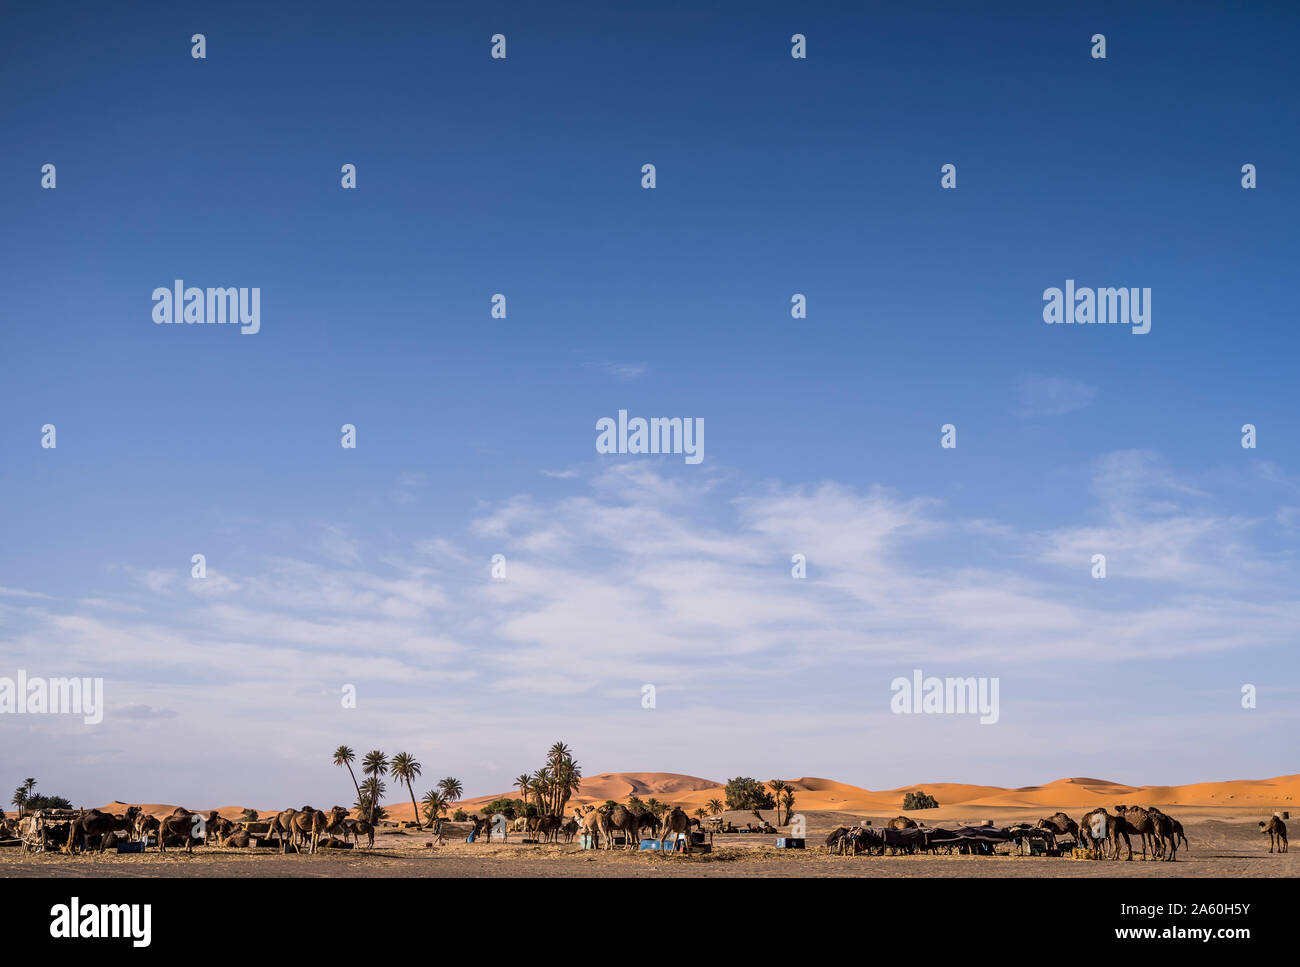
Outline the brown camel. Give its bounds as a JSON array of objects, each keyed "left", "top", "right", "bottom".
[
  {"left": 601, "top": 804, "right": 639, "bottom": 850},
  {"left": 292, "top": 806, "right": 348, "bottom": 854},
  {"left": 222, "top": 829, "right": 251, "bottom": 848},
  {"left": 68, "top": 809, "right": 118, "bottom": 853},
  {"left": 1078, "top": 807, "right": 1116, "bottom": 859},
  {"left": 574, "top": 805, "right": 602, "bottom": 847},
  {"left": 886, "top": 816, "right": 918, "bottom": 830},
  {"left": 1112, "top": 805, "right": 1160, "bottom": 860},
  {"left": 1145, "top": 806, "right": 1184, "bottom": 860},
  {"left": 825, "top": 826, "right": 850, "bottom": 854},
  {"left": 633, "top": 810, "right": 660, "bottom": 839},
  {"left": 658, "top": 807, "right": 691, "bottom": 854},
  {"left": 267, "top": 808, "right": 301, "bottom": 853},
  {"left": 1261, "top": 815, "right": 1288, "bottom": 852},
  {"left": 1035, "top": 811, "right": 1079, "bottom": 843},
  {"left": 345, "top": 816, "right": 375, "bottom": 849},
  {"left": 157, "top": 807, "right": 201, "bottom": 853}
]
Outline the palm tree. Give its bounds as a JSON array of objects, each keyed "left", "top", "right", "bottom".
[
  {"left": 554, "top": 759, "right": 582, "bottom": 816},
  {"left": 361, "top": 750, "right": 388, "bottom": 824},
  {"left": 531, "top": 768, "right": 551, "bottom": 815},
  {"left": 781, "top": 788, "right": 796, "bottom": 827},
  {"left": 359, "top": 778, "right": 387, "bottom": 822},
  {"left": 333, "top": 746, "right": 363, "bottom": 814},
  {"left": 437, "top": 777, "right": 463, "bottom": 808},
  {"left": 769, "top": 780, "right": 789, "bottom": 824},
  {"left": 24, "top": 778, "right": 36, "bottom": 799},
  {"left": 694, "top": 808, "right": 707, "bottom": 820},
  {"left": 12, "top": 787, "right": 28, "bottom": 819},
  {"left": 707, "top": 798, "right": 724, "bottom": 816},
  {"left": 515, "top": 774, "right": 532, "bottom": 808},
  {"left": 420, "top": 790, "right": 448, "bottom": 826},
  {"left": 390, "top": 753, "right": 423, "bottom": 828}
]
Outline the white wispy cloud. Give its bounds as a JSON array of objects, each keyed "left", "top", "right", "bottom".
[{"left": 3, "top": 453, "right": 1294, "bottom": 804}]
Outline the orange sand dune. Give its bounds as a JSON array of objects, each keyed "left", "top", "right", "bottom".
[{"left": 90, "top": 772, "right": 1298, "bottom": 822}]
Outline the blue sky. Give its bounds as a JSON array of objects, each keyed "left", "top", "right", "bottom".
[{"left": 1, "top": 1, "right": 1297, "bottom": 809}]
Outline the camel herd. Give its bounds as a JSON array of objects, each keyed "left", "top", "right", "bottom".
[
  {"left": 7, "top": 801, "right": 1289, "bottom": 861},
  {"left": 473, "top": 802, "right": 699, "bottom": 853},
  {"left": 6, "top": 804, "right": 375, "bottom": 855},
  {"left": 825, "top": 807, "right": 1198, "bottom": 860}
]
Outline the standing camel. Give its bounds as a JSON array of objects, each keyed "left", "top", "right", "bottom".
[
  {"left": 267, "top": 808, "right": 301, "bottom": 853},
  {"left": 1261, "top": 815, "right": 1288, "bottom": 853},
  {"left": 658, "top": 807, "right": 691, "bottom": 854},
  {"left": 1112, "top": 805, "right": 1161, "bottom": 860},
  {"left": 574, "top": 805, "right": 601, "bottom": 848},
  {"left": 1078, "top": 808, "right": 1116, "bottom": 860},
  {"left": 601, "top": 804, "right": 639, "bottom": 850}
]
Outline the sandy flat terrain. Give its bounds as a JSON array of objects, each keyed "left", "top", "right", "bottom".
[{"left": 4, "top": 806, "right": 1289, "bottom": 878}]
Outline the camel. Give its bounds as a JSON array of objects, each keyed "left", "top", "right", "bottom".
[
  {"left": 886, "top": 816, "right": 918, "bottom": 830},
  {"left": 633, "top": 810, "right": 660, "bottom": 839},
  {"left": 120, "top": 806, "right": 143, "bottom": 841},
  {"left": 345, "top": 816, "right": 375, "bottom": 849},
  {"left": 1145, "top": 807, "right": 1184, "bottom": 860},
  {"left": 156, "top": 807, "right": 201, "bottom": 853},
  {"left": 825, "top": 826, "right": 850, "bottom": 854},
  {"left": 293, "top": 806, "right": 348, "bottom": 854},
  {"left": 560, "top": 817, "right": 579, "bottom": 843},
  {"left": 68, "top": 808, "right": 119, "bottom": 853},
  {"left": 600, "top": 804, "right": 640, "bottom": 850},
  {"left": 1035, "top": 811, "right": 1079, "bottom": 844},
  {"left": 202, "top": 811, "right": 235, "bottom": 845},
  {"left": 1078, "top": 808, "right": 1116, "bottom": 860},
  {"left": 534, "top": 813, "right": 563, "bottom": 843},
  {"left": 1112, "top": 805, "right": 1161, "bottom": 860},
  {"left": 222, "top": 829, "right": 251, "bottom": 848},
  {"left": 658, "top": 807, "right": 691, "bottom": 854},
  {"left": 267, "top": 808, "right": 301, "bottom": 853},
  {"left": 1261, "top": 815, "right": 1288, "bottom": 853},
  {"left": 134, "top": 811, "right": 161, "bottom": 844},
  {"left": 574, "top": 805, "right": 602, "bottom": 847}
]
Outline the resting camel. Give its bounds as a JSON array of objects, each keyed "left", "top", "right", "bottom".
[
  {"left": 886, "top": 816, "right": 918, "bottom": 830},
  {"left": 825, "top": 826, "right": 849, "bottom": 854},
  {"left": 658, "top": 807, "right": 691, "bottom": 853},
  {"left": 1261, "top": 815, "right": 1288, "bottom": 853}
]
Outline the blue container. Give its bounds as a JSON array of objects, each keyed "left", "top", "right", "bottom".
[{"left": 775, "top": 837, "right": 806, "bottom": 849}]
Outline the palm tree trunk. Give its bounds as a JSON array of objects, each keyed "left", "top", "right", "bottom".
[
  {"left": 407, "top": 780, "right": 422, "bottom": 829},
  {"left": 344, "top": 763, "right": 363, "bottom": 816}
]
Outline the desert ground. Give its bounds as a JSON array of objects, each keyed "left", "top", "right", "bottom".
[{"left": 3, "top": 773, "right": 1293, "bottom": 877}]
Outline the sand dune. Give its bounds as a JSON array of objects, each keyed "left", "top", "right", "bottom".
[{"left": 91, "top": 771, "right": 1297, "bottom": 822}]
